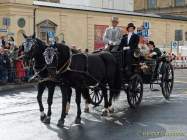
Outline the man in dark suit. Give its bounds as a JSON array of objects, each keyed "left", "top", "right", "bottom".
[{"left": 119, "top": 23, "right": 140, "bottom": 75}]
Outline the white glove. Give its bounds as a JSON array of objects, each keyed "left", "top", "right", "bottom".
[
  {"left": 113, "top": 42, "right": 117, "bottom": 46},
  {"left": 104, "top": 44, "right": 109, "bottom": 49},
  {"left": 109, "top": 40, "right": 113, "bottom": 45},
  {"left": 149, "top": 52, "right": 157, "bottom": 57},
  {"left": 123, "top": 47, "right": 130, "bottom": 50}
]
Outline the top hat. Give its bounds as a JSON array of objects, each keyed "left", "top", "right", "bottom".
[
  {"left": 111, "top": 16, "right": 119, "bottom": 22},
  {"left": 127, "top": 23, "right": 136, "bottom": 30}
]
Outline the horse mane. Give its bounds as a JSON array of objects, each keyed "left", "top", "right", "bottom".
[{"left": 35, "top": 38, "right": 47, "bottom": 49}]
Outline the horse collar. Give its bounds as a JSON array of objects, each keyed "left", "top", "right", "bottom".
[{"left": 43, "top": 47, "right": 57, "bottom": 65}]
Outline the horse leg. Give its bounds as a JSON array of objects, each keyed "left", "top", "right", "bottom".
[
  {"left": 57, "top": 85, "right": 69, "bottom": 128},
  {"left": 37, "top": 82, "right": 46, "bottom": 122},
  {"left": 108, "top": 90, "right": 114, "bottom": 113},
  {"left": 43, "top": 82, "right": 55, "bottom": 124},
  {"left": 84, "top": 100, "right": 90, "bottom": 113},
  {"left": 75, "top": 89, "right": 82, "bottom": 124},
  {"left": 82, "top": 88, "right": 90, "bottom": 113},
  {"left": 66, "top": 88, "right": 72, "bottom": 114},
  {"left": 102, "top": 87, "right": 109, "bottom": 116}
]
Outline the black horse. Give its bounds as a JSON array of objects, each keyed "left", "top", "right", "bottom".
[
  {"left": 23, "top": 34, "right": 121, "bottom": 127},
  {"left": 22, "top": 34, "right": 72, "bottom": 125}
]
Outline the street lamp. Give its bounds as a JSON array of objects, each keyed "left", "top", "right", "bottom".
[{"left": 33, "top": 8, "right": 36, "bottom": 36}]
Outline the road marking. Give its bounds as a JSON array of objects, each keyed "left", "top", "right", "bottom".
[
  {"left": 114, "top": 120, "right": 123, "bottom": 126},
  {"left": 175, "top": 80, "right": 187, "bottom": 84}
]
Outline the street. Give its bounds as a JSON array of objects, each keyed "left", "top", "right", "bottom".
[{"left": 0, "top": 69, "right": 187, "bottom": 140}]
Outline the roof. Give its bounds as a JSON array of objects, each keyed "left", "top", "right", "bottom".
[
  {"left": 37, "top": 19, "right": 57, "bottom": 26},
  {"left": 33, "top": 1, "right": 187, "bottom": 21},
  {"left": 159, "top": 14, "right": 187, "bottom": 21}
]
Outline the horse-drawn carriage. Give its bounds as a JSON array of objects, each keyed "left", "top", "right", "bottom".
[
  {"left": 89, "top": 49, "right": 174, "bottom": 108},
  {"left": 22, "top": 33, "right": 175, "bottom": 126}
]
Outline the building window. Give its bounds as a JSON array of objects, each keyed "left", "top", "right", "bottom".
[
  {"left": 175, "top": 0, "right": 185, "bottom": 6},
  {"left": 147, "top": 0, "right": 157, "bottom": 9},
  {"left": 175, "top": 30, "right": 183, "bottom": 41},
  {"left": 37, "top": 20, "right": 57, "bottom": 43}
]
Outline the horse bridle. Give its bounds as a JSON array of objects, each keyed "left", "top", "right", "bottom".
[{"left": 29, "top": 38, "right": 72, "bottom": 81}]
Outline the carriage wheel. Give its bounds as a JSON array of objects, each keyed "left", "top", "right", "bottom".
[
  {"left": 89, "top": 86, "right": 104, "bottom": 106},
  {"left": 127, "top": 74, "right": 143, "bottom": 109},
  {"left": 161, "top": 63, "right": 174, "bottom": 100}
]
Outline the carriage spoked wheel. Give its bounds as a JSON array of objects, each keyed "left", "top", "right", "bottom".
[
  {"left": 161, "top": 63, "right": 174, "bottom": 100},
  {"left": 150, "top": 84, "right": 154, "bottom": 90},
  {"left": 127, "top": 74, "right": 143, "bottom": 109},
  {"left": 89, "top": 86, "right": 104, "bottom": 106}
]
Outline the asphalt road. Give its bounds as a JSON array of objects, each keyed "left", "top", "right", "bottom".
[{"left": 0, "top": 69, "right": 187, "bottom": 140}]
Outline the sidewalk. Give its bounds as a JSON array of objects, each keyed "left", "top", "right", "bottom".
[{"left": 0, "top": 82, "right": 36, "bottom": 92}]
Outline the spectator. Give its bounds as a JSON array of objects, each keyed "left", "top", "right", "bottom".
[
  {"left": 0, "top": 36, "right": 34, "bottom": 85},
  {"left": 7, "top": 38, "right": 18, "bottom": 83},
  {"left": 171, "top": 53, "right": 176, "bottom": 60},
  {"left": 15, "top": 46, "right": 26, "bottom": 83},
  {"left": 0, "top": 47, "right": 10, "bottom": 84},
  {"left": 84, "top": 48, "right": 89, "bottom": 54},
  {"left": 78, "top": 48, "right": 82, "bottom": 53},
  {"left": 0, "top": 36, "right": 6, "bottom": 48},
  {"left": 71, "top": 45, "right": 79, "bottom": 54}
]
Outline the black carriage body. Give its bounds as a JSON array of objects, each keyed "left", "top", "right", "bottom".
[
  {"left": 111, "top": 50, "right": 174, "bottom": 107},
  {"left": 111, "top": 51, "right": 170, "bottom": 84},
  {"left": 88, "top": 50, "right": 174, "bottom": 108}
]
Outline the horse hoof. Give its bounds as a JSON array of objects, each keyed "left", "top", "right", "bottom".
[
  {"left": 43, "top": 117, "right": 51, "bottom": 124},
  {"left": 57, "top": 119, "right": 64, "bottom": 128},
  {"left": 40, "top": 114, "right": 47, "bottom": 122},
  {"left": 84, "top": 108, "right": 89, "bottom": 113},
  {"left": 101, "top": 109, "right": 108, "bottom": 116},
  {"left": 108, "top": 107, "right": 114, "bottom": 113},
  {"left": 75, "top": 118, "right": 81, "bottom": 124}
]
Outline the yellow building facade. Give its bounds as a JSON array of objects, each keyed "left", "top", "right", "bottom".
[
  {"left": 134, "top": 0, "right": 187, "bottom": 16},
  {"left": 1, "top": 0, "right": 187, "bottom": 51}
]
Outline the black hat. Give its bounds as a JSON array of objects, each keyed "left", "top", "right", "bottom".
[
  {"left": 148, "top": 41, "right": 155, "bottom": 47},
  {"left": 127, "top": 23, "right": 136, "bottom": 30}
]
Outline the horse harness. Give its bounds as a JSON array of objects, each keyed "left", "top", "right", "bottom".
[
  {"left": 31, "top": 45, "right": 71, "bottom": 83},
  {"left": 30, "top": 40, "right": 105, "bottom": 89}
]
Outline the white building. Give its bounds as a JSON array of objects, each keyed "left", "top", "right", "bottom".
[{"left": 60, "top": 0, "right": 134, "bottom": 11}]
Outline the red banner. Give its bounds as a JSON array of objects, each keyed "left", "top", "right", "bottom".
[{"left": 94, "top": 25, "right": 109, "bottom": 50}]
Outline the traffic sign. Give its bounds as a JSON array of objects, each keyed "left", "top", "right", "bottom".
[
  {"left": 0, "top": 29, "right": 7, "bottom": 32},
  {"left": 171, "top": 41, "right": 178, "bottom": 49},
  {"left": 143, "top": 21, "right": 150, "bottom": 29},
  {"left": 3, "top": 17, "right": 11, "bottom": 26},
  {"left": 48, "top": 31, "right": 55, "bottom": 38},
  {"left": 142, "top": 29, "right": 149, "bottom": 37}
]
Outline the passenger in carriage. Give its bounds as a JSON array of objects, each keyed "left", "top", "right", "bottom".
[
  {"left": 147, "top": 41, "right": 162, "bottom": 77},
  {"left": 139, "top": 43, "right": 150, "bottom": 58},
  {"left": 119, "top": 23, "right": 140, "bottom": 75},
  {"left": 147, "top": 41, "right": 162, "bottom": 59},
  {"left": 103, "top": 16, "right": 123, "bottom": 51}
]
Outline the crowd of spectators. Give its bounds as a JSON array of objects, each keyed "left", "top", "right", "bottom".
[{"left": 0, "top": 36, "right": 34, "bottom": 85}]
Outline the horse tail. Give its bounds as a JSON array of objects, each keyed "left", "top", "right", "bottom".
[
  {"left": 112, "top": 63, "right": 122, "bottom": 100},
  {"left": 98, "top": 52, "right": 121, "bottom": 100}
]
